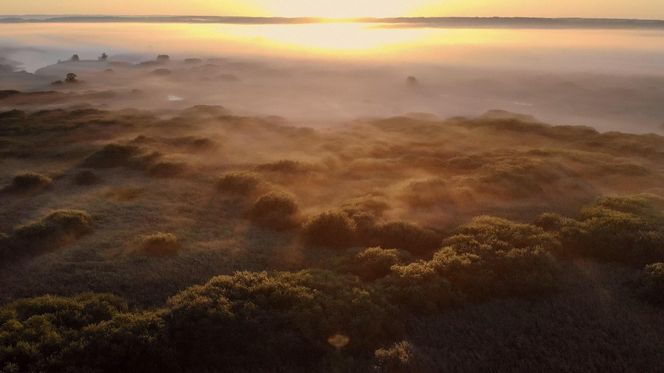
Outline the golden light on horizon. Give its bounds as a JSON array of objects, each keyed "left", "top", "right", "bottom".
[{"left": 252, "top": 0, "right": 432, "bottom": 18}]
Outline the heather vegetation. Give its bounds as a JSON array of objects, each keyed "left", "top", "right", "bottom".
[{"left": 1, "top": 103, "right": 663, "bottom": 371}]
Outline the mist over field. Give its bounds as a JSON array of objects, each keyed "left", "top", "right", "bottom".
[
  {"left": 1, "top": 17, "right": 664, "bottom": 373},
  {"left": 1, "top": 21, "right": 664, "bottom": 132}
]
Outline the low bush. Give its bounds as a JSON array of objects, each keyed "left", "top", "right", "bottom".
[
  {"left": 302, "top": 211, "right": 357, "bottom": 249},
  {"left": 6, "top": 210, "right": 93, "bottom": 258},
  {"left": 637, "top": 262, "right": 664, "bottom": 306},
  {"left": 352, "top": 247, "right": 413, "bottom": 281},
  {"left": 440, "top": 216, "right": 561, "bottom": 298},
  {"left": 146, "top": 161, "right": 188, "bottom": 178},
  {"left": 216, "top": 172, "right": 262, "bottom": 196},
  {"left": 373, "top": 341, "right": 433, "bottom": 373},
  {"left": 0, "top": 293, "right": 173, "bottom": 373},
  {"left": 140, "top": 232, "right": 181, "bottom": 256},
  {"left": 164, "top": 270, "right": 396, "bottom": 371},
  {"left": 557, "top": 195, "right": 664, "bottom": 265},
  {"left": 73, "top": 170, "right": 99, "bottom": 185},
  {"left": 377, "top": 216, "right": 560, "bottom": 312},
  {"left": 369, "top": 222, "right": 441, "bottom": 257},
  {"left": 248, "top": 192, "right": 300, "bottom": 231},
  {"left": 256, "top": 160, "right": 313, "bottom": 174},
  {"left": 82, "top": 144, "right": 160, "bottom": 170},
  {"left": 1, "top": 172, "right": 52, "bottom": 194}
]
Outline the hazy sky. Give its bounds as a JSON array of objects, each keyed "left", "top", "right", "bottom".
[{"left": 1, "top": 0, "right": 664, "bottom": 19}]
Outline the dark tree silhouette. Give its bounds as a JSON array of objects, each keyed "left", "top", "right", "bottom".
[
  {"left": 65, "top": 73, "right": 78, "bottom": 83},
  {"left": 99, "top": 52, "right": 108, "bottom": 61},
  {"left": 70, "top": 54, "right": 80, "bottom": 62}
]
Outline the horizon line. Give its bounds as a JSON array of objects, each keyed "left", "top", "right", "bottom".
[{"left": 1, "top": 15, "right": 663, "bottom": 22}]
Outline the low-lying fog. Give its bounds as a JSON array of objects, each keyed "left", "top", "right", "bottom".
[{"left": 1, "top": 22, "right": 664, "bottom": 133}]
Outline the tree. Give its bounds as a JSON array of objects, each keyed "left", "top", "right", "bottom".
[
  {"left": 65, "top": 73, "right": 78, "bottom": 83},
  {"left": 99, "top": 52, "right": 108, "bottom": 61},
  {"left": 156, "top": 54, "right": 170, "bottom": 63},
  {"left": 70, "top": 54, "right": 80, "bottom": 62}
]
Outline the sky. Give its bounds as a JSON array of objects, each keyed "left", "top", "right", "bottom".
[{"left": 1, "top": 0, "right": 664, "bottom": 19}]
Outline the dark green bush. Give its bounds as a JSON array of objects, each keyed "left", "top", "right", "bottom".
[
  {"left": 440, "top": 216, "right": 561, "bottom": 298},
  {"left": 302, "top": 211, "right": 357, "bottom": 249},
  {"left": 248, "top": 192, "right": 300, "bottom": 231},
  {"left": 146, "top": 161, "right": 188, "bottom": 178},
  {"left": 216, "top": 172, "right": 262, "bottom": 196},
  {"left": 82, "top": 144, "right": 160, "bottom": 170},
  {"left": 0, "top": 293, "right": 173, "bottom": 373},
  {"left": 2, "top": 172, "right": 52, "bottom": 194},
  {"left": 558, "top": 195, "right": 664, "bottom": 265},
  {"left": 6, "top": 210, "right": 93, "bottom": 258},
  {"left": 352, "top": 247, "right": 413, "bottom": 281},
  {"left": 73, "top": 170, "right": 99, "bottom": 186},
  {"left": 376, "top": 258, "right": 462, "bottom": 314},
  {"left": 140, "top": 232, "right": 181, "bottom": 256},
  {"left": 637, "top": 262, "right": 664, "bottom": 306},
  {"left": 164, "top": 270, "right": 396, "bottom": 371},
  {"left": 369, "top": 221, "right": 441, "bottom": 257},
  {"left": 373, "top": 341, "right": 433, "bottom": 373},
  {"left": 378, "top": 216, "right": 560, "bottom": 312}
]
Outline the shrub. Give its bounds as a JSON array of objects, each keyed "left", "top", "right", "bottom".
[
  {"left": 376, "top": 259, "right": 462, "bottom": 314},
  {"left": 7, "top": 210, "right": 93, "bottom": 257},
  {"left": 140, "top": 232, "right": 181, "bottom": 256},
  {"left": 353, "top": 247, "right": 412, "bottom": 281},
  {"left": 369, "top": 222, "right": 441, "bottom": 257},
  {"left": 374, "top": 341, "right": 433, "bottom": 373},
  {"left": 0, "top": 293, "right": 173, "bottom": 373},
  {"left": 248, "top": 192, "right": 300, "bottom": 231},
  {"left": 146, "top": 161, "right": 187, "bottom": 178},
  {"left": 558, "top": 195, "right": 664, "bottom": 265},
  {"left": 440, "top": 216, "right": 561, "bottom": 298},
  {"left": 302, "top": 211, "right": 357, "bottom": 249},
  {"left": 216, "top": 172, "right": 262, "bottom": 196},
  {"left": 377, "top": 216, "right": 561, "bottom": 311},
  {"left": 74, "top": 170, "right": 99, "bottom": 185},
  {"left": 82, "top": 144, "right": 160, "bottom": 170},
  {"left": 256, "top": 160, "right": 313, "bottom": 174},
  {"left": 2, "top": 172, "right": 52, "bottom": 194},
  {"left": 534, "top": 212, "right": 570, "bottom": 232},
  {"left": 164, "top": 270, "right": 396, "bottom": 371},
  {"left": 637, "top": 262, "right": 664, "bottom": 306}
]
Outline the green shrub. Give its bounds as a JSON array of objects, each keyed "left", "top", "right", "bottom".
[
  {"left": 0, "top": 293, "right": 154, "bottom": 373},
  {"left": 302, "top": 211, "right": 357, "bottom": 249},
  {"left": 376, "top": 259, "right": 462, "bottom": 314},
  {"left": 140, "top": 232, "right": 181, "bottom": 256},
  {"left": 248, "top": 192, "right": 300, "bottom": 231},
  {"left": 353, "top": 247, "right": 412, "bottom": 281},
  {"left": 378, "top": 216, "right": 560, "bottom": 312},
  {"left": 82, "top": 144, "right": 160, "bottom": 170},
  {"left": 7, "top": 210, "right": 93, "bottom": 257},
  {"left": 256, "top": 160, "right": 313, "bottom": 174},
  {"left": 73, "top": 170, "right": 99, "bottom": 186},
  {"left": 164, "top": 270, "right": 396, "bottom": 371},
  {"left": 369, "top": 222, "right": 441, "bottom": 257},
  {"left": 441, "top": 216, "right": 561, "bottom": 298},
  {"left": 2, "top": 172, "right": 52, "bottom": 194},
  {"left": 374, "top": 341, "right": 433, "bottom": 373},
  {"left": 216, "top": 172, "right": 262, "bottom": 196},
  {"left": 559, "top": 195, "right": 664, "bottom": 265},
  {"left": 146, "top": 161, "right": 188, "bottom": 178},
  {"left": 637, "top": 262, "right": 664, "bottom": 306}
]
